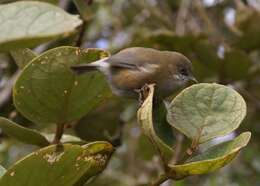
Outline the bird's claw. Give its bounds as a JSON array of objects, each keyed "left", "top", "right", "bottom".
[{"left": 135, "top": 84, "right": 151, "bottom": 106}]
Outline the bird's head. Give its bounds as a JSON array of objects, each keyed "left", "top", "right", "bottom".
[{"left": 163, "top": 51, "right": 197, "bottom": 85}]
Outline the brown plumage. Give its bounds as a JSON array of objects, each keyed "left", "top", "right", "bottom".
[{"left": 71, "top": 47, "right": 196, "bottom": 98}]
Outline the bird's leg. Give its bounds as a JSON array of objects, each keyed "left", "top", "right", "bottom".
[{"left": 134, "top": 88, "right": 143, "bottom": 106}]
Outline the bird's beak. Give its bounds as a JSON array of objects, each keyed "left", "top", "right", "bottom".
[{"left": 189, "top": 76, "right": 198, "bottom": 84}]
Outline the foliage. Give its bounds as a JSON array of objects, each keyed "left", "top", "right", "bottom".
[
  {"left": 137, "top": 84, "right": 250, "bottom": 183},
  {"left": 13, "top": 47, "right": 111, "bottom": 125},
  {"left": 0, "top": 142, "right": 114, "bottom": 186},
  {"left": 0, "top": 1, "right": 82, "bottom": 51},
  {"left": 0, "top": 0, "right": 259, "bottom": 186}
]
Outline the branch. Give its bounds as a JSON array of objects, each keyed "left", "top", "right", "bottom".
[
  {"left": 75, "top": 22, "right": 87, "bottom": 47},
  {"left": 52, "top": 123, "right": 65, "bottom": 144},
  {"left": 193, "top": 0, "right": 215, "bottom": 34},
  {"left": 176, "top": 0, "right": 191, "bottom": 35},
  {"left": 73, "top": 0, "right": 94, "bottom": 47},
  {"left": 170, "top": 133, "right": 184, "bottom": 165}
]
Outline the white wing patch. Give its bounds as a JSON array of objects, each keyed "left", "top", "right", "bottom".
[
  {"left": 138, "top": 63, "right": 159, "bottom": 73},
  {"left": 91, "top": 57, "right": 110, "bottom": 68},
  {"left": 92, "top": 57, "right": 110, "bottom": 75}
]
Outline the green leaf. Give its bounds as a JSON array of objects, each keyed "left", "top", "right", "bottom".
[
  {"left": 0, "top": 166, "right": 6, "bottom": 178},
  {"left": 0, "top": 1, "right": 82, "bottom": 52},
  {"left": 168, "top": 132, "right": 251, "bottom": 177},
  {"left": 192, "top": 39, "right": 220, "bottom": 79},
  {"left": 32, "top": 0, "right": 59, "bottom": 5},
  {"left": 13, "top": 46, "right": 111, "bottom": 125},
  {"left": 0, "top": 117, "right": 49, "bottom": 147},
  {"left": 10, "top": 48, "right": 37, "bottom": 69},
  {"left": 0, "top": 141, "right": 114, "bottom": 186},
  {"left": 235, "top": 8, "right": 260, "bottom": 51},
  {"left": 137, "top": 84, "right": 174, "bottom": 163},
  {"left": 1, "top": 0, "right": 59, "bottom": 5},
  {"left": 167, "top": 83, "right": 247, "bottom": 143},
  {"left": 75, "top": 99, "right": 126, "bottom": 142},
  {"left": 223, "top": 49, "right": 251, "bottom": 80}
]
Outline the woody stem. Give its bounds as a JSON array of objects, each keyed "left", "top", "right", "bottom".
[{"left": 53, "top": 123, "right": 65, "bottom": 144}]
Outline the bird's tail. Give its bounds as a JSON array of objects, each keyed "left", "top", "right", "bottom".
[
  {"left": 70, "top": 64, "right": 98, "bottom": 74},
  {"left": 70, "top": 57, "right": 109, "bottom": 74}
]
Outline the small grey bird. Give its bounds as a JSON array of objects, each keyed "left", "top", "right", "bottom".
[{"left": 71, "top": 47, "right": 196, "bottom": 98}]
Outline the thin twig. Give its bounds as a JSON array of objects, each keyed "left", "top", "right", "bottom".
[
  {"left": 75, "top": 22, "right": 87, "bottom": 47},
  {"left": 170, "top": 133, "right": 184, "bottom": 165},
  {"left": 176, "top": 0, "right": 191, "bottom": 35},
  {"left": 52, "top": 123, "right": 65, "bottom": 144},
  {"left": 193, "top": 0, "right": 215, "bottom": 34},
  {"left": 73, "top": 0, "right": 94, "bottom": 47}
]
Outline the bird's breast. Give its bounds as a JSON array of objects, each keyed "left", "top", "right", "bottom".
[
  {"left": 106, "top": 66, "right": 179, "bottom": 98},
  {"left": 111, "top": 70, "right": 146, "bottom": 89}
]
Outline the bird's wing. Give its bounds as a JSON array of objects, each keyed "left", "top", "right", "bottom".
[
  {"left": 109, "top": 61, "right": 138, "bottom": 69},
  {"left": 107, "top": 55, "right": 160, "bottom": 74},
  {"left": 107, "top": 48, "right": 160, "bottom": 70},
  {"left": 107, "top": 55, "right": 139, "bottom": 69}
]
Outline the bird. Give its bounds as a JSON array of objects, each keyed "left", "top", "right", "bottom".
[{"left": 71, "top": 47, "right": 197, "bottom": 99}]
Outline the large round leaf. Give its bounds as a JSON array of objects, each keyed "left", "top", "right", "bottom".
[
  {"left": 223, "top": 50, "right": 251, "bottom": 81},
  {"left": 168, "top": 132, "right": 251, "bottom": 177},
  {"left": 0, "top": 1, "right": 82, "bottom": 52},
  {"left": 137, "top": 84, "right": 175, "bottom": 163},
  {"left": 167, "top": 83, "right": 246, "bottom": 143},
  {"left": 13, "top": 46, "right": 111, "bottom": 125},
  {"left": 0, "top": 141, "right": 114, "bottom": 186}
]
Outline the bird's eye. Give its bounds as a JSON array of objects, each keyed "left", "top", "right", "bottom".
[{"left": 179, "top": 68, "right": 188, "bottom": 76}]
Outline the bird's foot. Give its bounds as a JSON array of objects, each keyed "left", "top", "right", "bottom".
[{"left": 135, "top": 84, "right": 151, "bottom": 106}]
